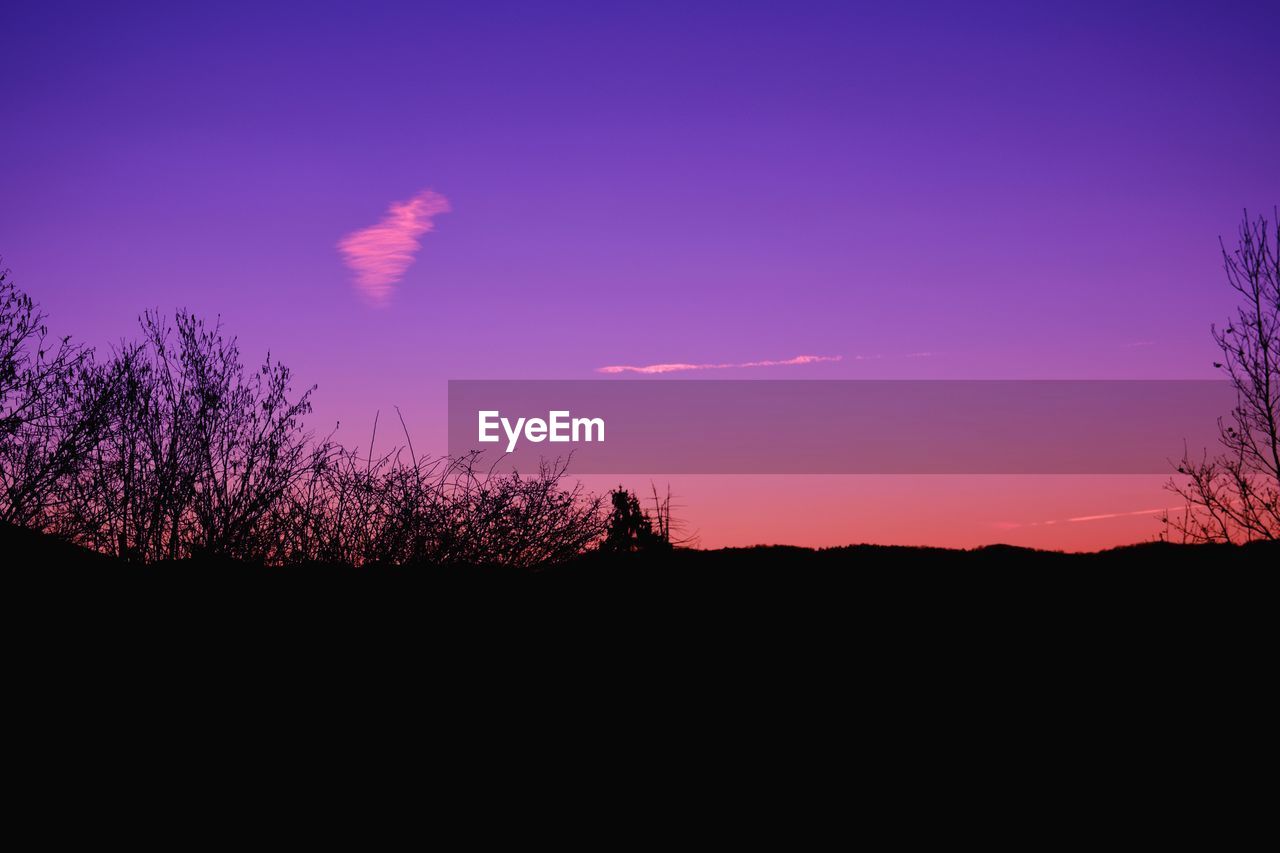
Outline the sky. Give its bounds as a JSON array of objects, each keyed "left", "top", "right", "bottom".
[{"left": 2, "top": 1, "right": 1278, "bottom": 549}]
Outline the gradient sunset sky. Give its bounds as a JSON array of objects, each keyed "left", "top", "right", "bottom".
[{"left": 3, "top": 1, "right": 1278, "bottom": 549}]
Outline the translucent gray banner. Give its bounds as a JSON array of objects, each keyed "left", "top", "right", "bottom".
[{"left": 447, "top": 380, "right": 1232, "bottom": 474}]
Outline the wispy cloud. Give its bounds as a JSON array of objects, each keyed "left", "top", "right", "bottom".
[
  {"left": 1064, "top": 508, "right": 1166, "bottom": 523},
  {"left": 338, "top": 189, "right": 450, "bottom": 303},
  {"left": 597, "top": 354, "right": 843, "bottom": 375},
  {"left": 994, "top": 507, "right": 1167, "bottom": 530}
]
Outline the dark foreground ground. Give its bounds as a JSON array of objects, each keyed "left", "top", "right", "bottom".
[
  {"left": 9, "top": 517, "right": 1273, "bottom": 649},
  {"left": 5, "top": 520, "right": 1270, "bottom": 758},
  {"left": 5, "top": 519, "right": 1273, "bottom": 610}
]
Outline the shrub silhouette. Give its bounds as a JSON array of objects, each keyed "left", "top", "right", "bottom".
[
  {"left": 0, "top": 268, "right": 607, "bottom": 566},
  {"left": 0, "top": 264, "right": 109, "bottom": 531},
  {"left": 275, "top": 447, "right": 605, "bottom": 567},
  {"left": 52, "top": 311, "right": 316, "bottom": 561}
]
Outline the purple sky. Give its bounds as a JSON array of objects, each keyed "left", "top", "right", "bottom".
[{"left": 3, "top": 2, "right": 1278, "bottom": 547}]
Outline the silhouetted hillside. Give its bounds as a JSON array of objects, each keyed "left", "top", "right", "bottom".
[
  {"left": 7, "top": 522, "right": 1270, "bottom": 696},
  {"left": 7, "top": 520, "right": 1273, "bottom": 578}
]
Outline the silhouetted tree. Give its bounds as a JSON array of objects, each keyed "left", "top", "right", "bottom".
[
  {"left": 1167, "top": 210, "right": 1280, "bottom": 542},
  {"left": 2, "top": 260, "right": 611, "bottom": 567},
  {"left": 647, "top": 482, "right": 698, "bottom": 548},
  {"left": 62, "top": 311, "right": 315, "bottom": 561},
  {"left": 0, "top": 266, "right": 109, "bottom": 530},
  {"left": 602, "top": 487, "right": 670, "bottom": 553}
]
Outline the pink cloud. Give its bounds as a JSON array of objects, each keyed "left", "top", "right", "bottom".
[
  {"left": 597, "top": 354, "right": 843, "bottom": 375},
  {"left": 338, "top": 189, "right": 450, "bottom": 303},
  {"left": 994, "top": 507, "right": 1167, "bottom": 529}
]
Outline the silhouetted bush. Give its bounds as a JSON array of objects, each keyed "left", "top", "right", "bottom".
[
  {"left": 272, "top": 448, "right": 605, "bottom": 567},
  {"left": 0, "top": 269, "right": 607, "bottom": 566},
  {"left": 0, "top": 265, "right": 109, "bottom": 531},
  {"left": 52, "top": 311, "right": 316, "bottom": 561}
]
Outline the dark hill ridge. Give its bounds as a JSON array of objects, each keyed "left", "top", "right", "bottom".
[
  {"left": 8, "top": 518, "right": 1270, "bottom": 637},
  {"left": 4, "top": 521, "right": 1270, "bottom": 682},
  {"left": 4, "top": 521, "right": 1274, "bottom": 575}
]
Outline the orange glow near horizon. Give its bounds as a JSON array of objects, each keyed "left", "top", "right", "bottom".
[{"left": 574, "top": 474, "right": 1178, "bottom": 552}]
